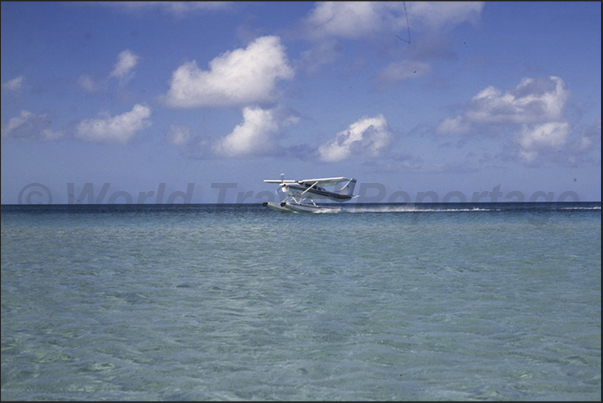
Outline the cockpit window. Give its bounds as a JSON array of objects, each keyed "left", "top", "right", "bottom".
[{"left": 303, "top": 183, "right": 324, "bottom": 191}]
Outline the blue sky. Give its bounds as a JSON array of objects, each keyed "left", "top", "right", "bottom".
[{"left": 2, "top": 1, "right": 601, "bottom": 204}]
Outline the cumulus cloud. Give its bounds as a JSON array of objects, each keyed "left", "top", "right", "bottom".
[
  {"left": 212, "top": 107, "right": 280, "bottom": 157},
  {"left": 318, "top": 114, "right": 392, "bottom": 162},
  {"left": 302, "top": 2, "right": 483, "bottom": 40},
  {"left": 437, "top": 115, "right": 471, "bottom": 135},
  {"left": 163, "top": 36, "right": 294, "bottom": 108},
  {"left": 517, "top": 122, "right": 570, "bottom": 162},
  {"left": 303, "top": 2, "right": 403, "bottom": 40},
  {"left": 407, "top": 1, "right": 484, "bottom": 31},
  {"left": 1, "top": 110, "right": 63, "bottom": 140},
  {"left": 518, "top": 122, "right": 570, "bottom": 150},
  {"left": 2, "top": 75, "right": 25, "bottom": 93},
  {"left": 438, "top": 76, "right": 568, "bottom": 134},
  {"left": 109, "top": 49, "right": 140, "bottom": 85},
  {"left": 466, "top": 76, "right": 567, "bottom": 124},
  {"left": 77, "top": 50, "right": 140, "bottom": 93},
  {"left": 77, "top": 73, "right": 105, "bottom": 93},
  {"left": 436, "top": 76, "right": 581, "bottom": 163},
  {"left": 561, "top": 116, "right": 602, "bottom": 165},
  {"left": 110, "top": 50, "right": 140, "bottom": 78},
  {"left": 300, "top": 2, "right": 484, "bottom": 88},
  {"left": 76, "top": 104, "right": 151, "bottom": 144},
  {"left": 436, "top": 76, "right": 569, "bottom": 132},
  {"left": 167, "top": 124, "right": 191, "bottom": 147}
]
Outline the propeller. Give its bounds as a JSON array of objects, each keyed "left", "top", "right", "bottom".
[{"left": 275, "top": 173, "right": 286, "bottom": 195}]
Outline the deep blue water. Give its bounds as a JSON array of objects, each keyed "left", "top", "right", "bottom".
[{"left": 1, "top": 203, "right": 601, "bottom": 400}]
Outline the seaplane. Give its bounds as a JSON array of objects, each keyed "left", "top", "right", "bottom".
[{"left": 262, "top": 174, "right": 357, "bottom": 213}]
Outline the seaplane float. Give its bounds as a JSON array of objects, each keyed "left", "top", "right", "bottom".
[{"left": 262, "top": 174, "right": 357, "bottom": 213}]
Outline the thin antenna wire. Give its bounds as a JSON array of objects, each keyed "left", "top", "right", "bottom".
[
  {"left": 396, "top": 1, "right": 411, "bottom": 45},
  {"left": 404, "top": 1, "right": 411, "bottom": 45}
]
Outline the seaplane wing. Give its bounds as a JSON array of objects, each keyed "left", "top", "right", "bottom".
[
  {"left": 298, "top": 177, "right": 352, "bottom": 187},
  {"left": 263, "top": 177, "right": 351, "bottom": 187},
  {"left": 263, "top": 174, "right": 358, "bottom": 212},
  {"left": 263, "top": 179, "right": 297, "bottom": 183}
]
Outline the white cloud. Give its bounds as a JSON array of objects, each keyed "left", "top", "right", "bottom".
[
  {"left": 376, "top": 60, "right": 432, "bottom": 83},
  {"left": 109, "top": 49, "right": 140, "bottom": 85},
  {"left": 436, "top": 76, "right": 581, "bottom": 164},
  {"left": 558, "top": 117, "right": 601, "bottom": 165},
  {"left": 437, "top": 76, "right": 570, "bottom": 137},
  {"left": 303, "top": 2, "right": 400, "bottom": 39},
  {"left": 1, "top": 110, "right": 63, "bottom": 140},
  {"left": 437, "top": 115, "right": 470, "bottom": 135},
  {"left": 318, "top": 114, "right": 392, "bottom": 162},
  {"left": 76, "top": 104, "right": 151, "bottom": 144},
  {"left": 300, "top": 2, "right": 484, "bottom": 85},
  {"left": 302, "top": 2, "right": 484, "bottom": 40},
  {"left": 163, "top": 36, "right": 294, "bottom": 108},
  {"left": 516, "top": 122, "right": 571, "bottom": 162},
  {"left": 466, "top": 76, "right": 568, "bottom": 124},
  {"left": 167, "top": 124, "right": 191, "bottom": 147},
  {"left": 77, "top": 50, "right": 139, "bottom": 93},
  {"left": 77, "top": 74, "right": 105, "bottom": 93},
  {"left": 518, "top": 122, "right": 570, "bottom": 151},
  {"left": 407, "top": 2, "right": 484, "bottom": 31},
  {"left": 2, "top": 75, "right": 25, "bottom": 93},
  {"left": 212, "top": 107, "right": 279, "bottom": 157}
]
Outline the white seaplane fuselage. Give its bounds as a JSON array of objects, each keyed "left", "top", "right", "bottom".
[
  {"left": 280, "top": 183, "right": 354, "bottom": 202},
  {"left": 263, "top": 177, "right": 357, "bottom": 213}
]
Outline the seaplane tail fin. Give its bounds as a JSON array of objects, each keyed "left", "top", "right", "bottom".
[{"left": 335, "top": 178, "right": 357, "bottom": 196}]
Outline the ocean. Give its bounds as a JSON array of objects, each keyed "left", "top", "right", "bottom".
[{"left": 1, "top": 202, "right": 600, "bottom": 400}]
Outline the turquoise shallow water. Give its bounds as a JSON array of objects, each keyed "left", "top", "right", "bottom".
[{"left": 1, "top": 203, "right": 601, "bottom": 400}]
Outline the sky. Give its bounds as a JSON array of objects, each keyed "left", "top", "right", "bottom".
[{"left": 1, "top": 1, "right": 601, "bottom": 204}]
